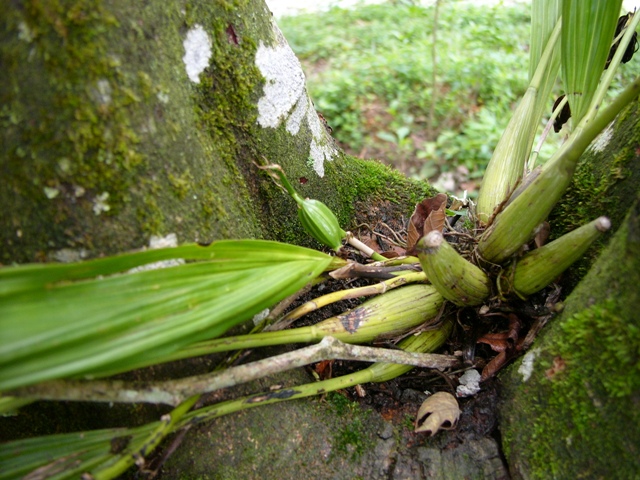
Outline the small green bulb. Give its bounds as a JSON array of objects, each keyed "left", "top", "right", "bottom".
[
  {"left": 298, "top": 198, "right": 346, "bottom": 251},
  {"left": 259, "top": 163, "right": 346, "bottom": 251}
]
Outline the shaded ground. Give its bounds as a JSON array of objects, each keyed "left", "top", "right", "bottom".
[{"left": 158, "top": 367, "right": 509, "bottom": 480}]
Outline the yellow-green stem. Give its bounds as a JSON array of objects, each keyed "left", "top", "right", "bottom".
[
  {"left": 478, "top": 74, "right": 640, "bottom": 265},
  {"left": 177, "top": 318, "right": 454, "bottom": 427},
  {"left": 166, "top": 284, "right": 443, "bottom": 359}
]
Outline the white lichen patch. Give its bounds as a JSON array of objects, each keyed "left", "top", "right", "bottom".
[
  {"left": 93, "top": 79, "right": 112, "bottom": 106},
  {"left": 255, "top": 23, "right": 337, "bottom": 177},
  {"left": 518, "top": 348, "right": 540, "bottom": 382},
  {"left": 286, "top": 96, "right": 308, "bottom": 135},
  {"left": 456, "top": 369, "right": 482, "bottom": 397},
  {"left": 590, "top": 122, "right": 614, "bottom": 153},
  {"left": 157, "top": 91, "right": 170, "bottom": 104},
  {"left": 52, "top": 248, "right": 89, "bottom": 263},
  {"left": 17, "top": 21, "right": 34, "bottom": 42},
  {"left": 255, "top": 38, "right": 306, "bottom": 128},
  {"left": 92, "top": 192, "right": 111, "bottom": 215},
  {"left": 43, "top": 187, "right": 59, "bottom": 199},
  {"left": 252, "top": 308, "right": 270, "bottom": 326},
  {"left": 307, "top": 105, "right": 337, "bottom": 177},
  {"left": 182, "top": 24, "right": 212, "bottom": 84},
  {"left": 128, "top": 233, "right": 184, "bottom": 273},
  {"left": 149, "top": 233, "right": 179, "bottom": 249},
  {"left": 74, "top": 185, "right": 85, "bottom": 197}
]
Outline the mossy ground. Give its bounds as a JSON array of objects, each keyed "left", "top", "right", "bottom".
[{"left": 159, "top": 369, "right": 385, "bottom": 480}]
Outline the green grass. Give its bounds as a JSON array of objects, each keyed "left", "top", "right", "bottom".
[{"left": 279, "top": 0, "right": 640, "bottom": 195}]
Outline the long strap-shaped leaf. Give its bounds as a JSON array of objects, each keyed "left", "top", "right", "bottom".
[
  {"left": 561, "top": 0, "right": 622, "bottom": 126},
  {"left": 0, "top": 396, "right": 198, "bottom": 480},
  {"left": 0, "top": 240, "right": 339, "bottom": 390}
]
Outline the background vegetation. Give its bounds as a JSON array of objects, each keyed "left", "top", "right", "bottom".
[{"left": 279, "top": 0, "right": 640, "bottom": 196}]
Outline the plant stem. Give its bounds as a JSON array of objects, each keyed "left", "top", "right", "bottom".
[
  {"left": 345, "top": 232, "right": 387, "bottom": 261},
  {"left": 479, "top": 74, "right": 640, "bottom": 264},
  {"left": 268, "top": 270, "right": 427, "bottom": 330},
  {"left": 8, "top": 337, "right": 459, "bottom": 406},
  {"left": 417, "top": 231, "right": 491, "bottom": 306},
  {"left": 476, "top": 19, "right": 562, "bottom": 223}
]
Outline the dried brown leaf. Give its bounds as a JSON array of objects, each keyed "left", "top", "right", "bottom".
[
  {"left": 478, "top": 314, "right": 525, "bottom": 380},
  {"left": 423, "top": 193, "right": 447, "bottom": 237},
  {"left": 406, "top": 193, "right": 448, "bottom": 254},
  {"left": 481, "top": 350, "right": 507, "bottom": 381},
  {"left": 414, "top": 391, "right": 460, "bottom": 436},
  {"left": 477, "top": 332, "right": 510, "bottom": 352},
  {"left": 406, "top": 211, "right": 423, "bottom": 254},
  {"left": 534, "top": 221, "right": 551, "bottom": 249}
]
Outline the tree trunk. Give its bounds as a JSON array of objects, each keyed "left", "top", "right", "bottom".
[
  {"left": 2, "top": 1, "right": 640, "bottom": 479},
  {"left": 1, "top": 0, "right": 432, "bottom": 264}
]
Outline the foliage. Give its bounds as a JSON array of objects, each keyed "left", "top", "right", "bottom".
[{"left": 0, "top": 241, "right": 339, "bottom": 390}]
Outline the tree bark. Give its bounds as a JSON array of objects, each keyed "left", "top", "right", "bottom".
[
  {"left": 499, "top": 195, "right": 640, "bottom": 479},
  {"left": 0, "top": 0, "right": 432, "bottom": 264}
]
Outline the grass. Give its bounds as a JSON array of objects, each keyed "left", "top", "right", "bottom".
[{"left": 279, "top": 0, "right": 640, "bottom": 196}]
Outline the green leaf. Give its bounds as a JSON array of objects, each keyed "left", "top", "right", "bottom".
[
  {"left": 0, "top": 240, "right": 336, "bottom": 390},
  {"left": 476, "top": 17, "right": 562, "bottom": 222},
  {"left": 0, "top": 425, "right": 138, "bottom": 480},
  {"left": 529, "top": 0, "right": 562, "bottom": 140},
  {"left": 561, "top": 0, "right": 623, "bottom": 126},
  {"left": 529, "top": 0, "right": 562, "bottom": 82}
]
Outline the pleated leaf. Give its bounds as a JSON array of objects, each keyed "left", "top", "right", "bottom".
[
  {"left": 0, "top": 395, "right": 195, "bottom": 480},
  {"left": 561, "top": 0, "right": 622, "bottom": 126},
  {"left": 0, "top": 426, "right": 139, "bottom": 480},
  {"left": 0, "top": 240, "right": 337, "bottom": 391},
  {"left": 529, "top": 0, "right": 562, "bottom": 137},
  {"left": 529, "top": 0, "right": 562, "bottom": 81}
]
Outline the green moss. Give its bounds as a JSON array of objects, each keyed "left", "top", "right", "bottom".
[
  {"left": 324, "top": 393, "right": 373, "bottom": 461},
  {"left": 167, "top": 170, "right": 193, "bottom": 200},
  {"left": 333, "top": 416, "right": 368, "bottom": 460},
  {"left": 326, "top": 156, "right": 435, "bottom": 229},
  {"left": 326, "top": 391, "right": 360, "bottom": 416},
  {"left": 522, "top": 301, "right": 639, "bottom": 478},
  {"left": 560, "top": 300, "right": 639, "bottom": 398},
  {"left": 2, "top": 1, "right": 144, "bottom": 210},
  {"left": 137, "top": 195, "right": 164, "bottom": 235}
]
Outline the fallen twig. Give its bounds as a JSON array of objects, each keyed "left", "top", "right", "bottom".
[{"left": 8, "top": 337, "right": 460, "bottom": 406}]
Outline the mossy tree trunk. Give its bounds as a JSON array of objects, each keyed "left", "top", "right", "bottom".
[
  {"left": 499, "top": 98, "right": 640, "bottom": 478},
  {"left": 1, "top": 0, "right": 432, "bottom": 264},
  {"left": 2, "top": 1, "right": 640, "bottom": 479}
]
